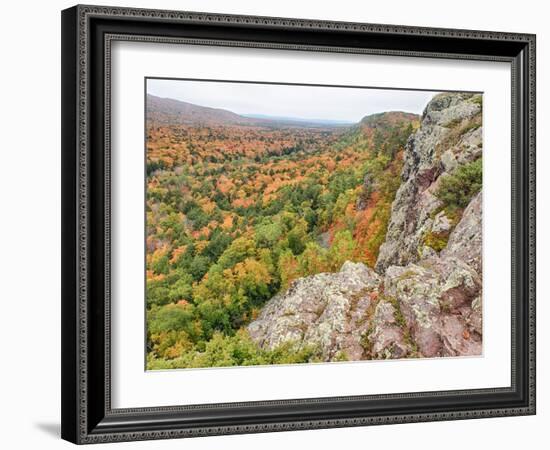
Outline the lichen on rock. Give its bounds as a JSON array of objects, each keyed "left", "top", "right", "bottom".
[
  {"left": 375, "top": 93, "right": 482, "bottom": 273},
  {"left": 366, "top": 300, "right": 412, "bottom": 359},
  {"left": 247, "top": 261, "right": 381, "bottom": 361}
]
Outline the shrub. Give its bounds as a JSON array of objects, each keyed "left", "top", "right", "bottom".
[
  {"left": 423, "top": 230, "right": 450, "bottom": 252},
  {"left": 436, "top": 158, "right": 482, "bottom": 211},
  {"left": 146, "top": 330, "right": 319, "bottom": 370},
  {"left": 470, "top": 94, "right": 483, "bottom": 106},
  {"left": 148, "top": 302, "right": 201, "bottom": 342}
]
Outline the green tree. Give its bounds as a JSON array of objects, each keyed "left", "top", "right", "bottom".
[
  {"left": 217, "top": 236, "right": 257, "bottom": 270},
  {"left": 148, "top": 302, "right": 200, "bottom": 342},
  {"left": 285, "top": 218, "right": 308, "bottom": 256},
  {"left": 327, "top": 230, "right": 356, "bottom": 271},
  {"left": 188, "top": 255, "right": 211, "bottom": 281},
  {"left": 298, "top": 242, "right": 328, "bottom": 277},
  {"left": 436, "top": 158, "right": 482, "bottom": 210},
  {"left": 254, "top": 220, "right": 283, "bottom": 248}
]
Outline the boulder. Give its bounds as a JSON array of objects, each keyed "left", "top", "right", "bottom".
[{"left": 431, "top": 210, "right": 452, "bottom": 234}]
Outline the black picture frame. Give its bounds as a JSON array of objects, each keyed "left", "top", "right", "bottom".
[{"left": 61, "top": 4, "right": 536, "bottom": 444}]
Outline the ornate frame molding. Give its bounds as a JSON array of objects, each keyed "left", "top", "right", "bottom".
[{"left": 61, "top": 5, "right": 536, "bottom": 444}]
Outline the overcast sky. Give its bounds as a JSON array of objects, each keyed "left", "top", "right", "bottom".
[{"left": 147, "top": 78, "right": 438, "bottom": 123}]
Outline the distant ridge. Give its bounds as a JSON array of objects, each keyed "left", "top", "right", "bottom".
[
  {"left": 359, "top": 111, "right": 419, "bottom": 127},
  {"left": 146, "top": 94, "right": 265, "bottom": 127},
  {"left": 147, "top": 95, "right": 352, "bottom": 129}
]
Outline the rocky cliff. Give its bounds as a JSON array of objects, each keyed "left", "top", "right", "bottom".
[
  {"left": 375, "top": 92, "right": 482, "bottom": 272},
  {"left": 248, "top": 93, "right": 483, "bottom": 360}
]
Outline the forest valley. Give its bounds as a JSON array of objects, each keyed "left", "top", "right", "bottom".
[{"left": 145, "top": 93, "right": 483, "bottom": 369}]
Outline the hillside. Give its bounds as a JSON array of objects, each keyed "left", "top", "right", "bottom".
[
  {"left": 359, "top": 111, "right": 419, "bottom": 128},
  {"left": 147, "top": 94, "right": 266, "bottom": 127}
]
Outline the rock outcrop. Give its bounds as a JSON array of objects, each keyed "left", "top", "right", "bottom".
[
  {"left": 441, "top": 191, "right": 482, "bottom": 273},
  {"left": 248, "top": 92, "right": 483, "bottom": 361},
  {"left": 384, "top": 255, "right": 481, "bottom": 358},
  {"left": 248, "top": 262, "right": 381, "bottom": 361},
  {"left": 248, "top": 231, "right": 482, "bottom": 360},
  {"left": 375, "top": 93, "right": 482, "bottom": 272},
  {"left": 367, "top": 299, "right": 411, "bottom": 359}
]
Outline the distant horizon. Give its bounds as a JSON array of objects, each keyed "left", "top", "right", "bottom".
[
  {"left": 241, "top": 113, "right": 355, "bottom": 126},
  {"left": 146, "top": 79, "right": 437, "bottom": 123}
]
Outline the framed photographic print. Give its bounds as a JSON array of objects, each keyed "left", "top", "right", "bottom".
[{"left": 61, "top": 5, "right": 536, "bottom": 444}]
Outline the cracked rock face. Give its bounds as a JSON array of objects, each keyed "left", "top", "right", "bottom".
[
  {"left": 247, "top": 262, "right": 381, "bottom": 361},
  {"left": 432, "top": 210, "right": 452, "bottom": 234},
  {"left": 375, "top": 93, "right": 482, "bottom": 273},
  {"left": 441, "top": 191, "right": 482, "bottom": 273},
  {"left": 248, "top": 247, "right": 482, "bottom": 360},
  {"left": 367, "top": 300, "right": 411, "bottom": 359},
  {"left": 384, "top": 255, "right": 481, "bottom": 358}
]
